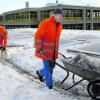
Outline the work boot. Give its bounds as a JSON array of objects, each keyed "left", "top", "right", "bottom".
[
  {"left": 36, "top": 70, "right": 44, "bottom": 82},
  {"left": 48, "top": 85, "right": 53, "bottom": 89}
]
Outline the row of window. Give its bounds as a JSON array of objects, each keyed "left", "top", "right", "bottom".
[
  {"left": 63, "top": 23, "right": 100, "bottom": 30},
  {"left": 5, "top": 11, "right": 38, "bottom": 22},
  {"left": 1, "top": 9, "right": 100, "bottom": 23},
  {"left": 3, "top": 23, "right": 100, "bottom": 30}
]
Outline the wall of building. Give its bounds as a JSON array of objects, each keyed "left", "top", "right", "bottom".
[{"left": 0, "top": 4, "right": 100, "bottom": 30}]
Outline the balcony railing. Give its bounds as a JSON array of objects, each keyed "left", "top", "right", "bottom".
[
  {"left": 4, "top": 18, "right": 38, "bottom": 23},
  {"left": 63, "top": 17, "right": 83, "bottom": 20}
]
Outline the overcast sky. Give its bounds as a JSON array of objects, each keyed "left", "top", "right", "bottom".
[{"left": 0, "top": 0, "right": 100, "bottom": 14}]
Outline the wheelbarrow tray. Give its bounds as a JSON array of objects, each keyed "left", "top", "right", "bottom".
[{"left": 61, "top": 58, "right": 100, "bottom": 81}]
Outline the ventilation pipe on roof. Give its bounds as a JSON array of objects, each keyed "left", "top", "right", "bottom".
[
  {"left": 56, "top": 0, "right": 58, "bottom": 3},
  {"left": 25, "top": 1, "right": 29, "bottom": 8}
]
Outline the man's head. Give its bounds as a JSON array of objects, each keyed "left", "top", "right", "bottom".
[{"left": 53, "top": 8, "right": 64, "bottom": 23}]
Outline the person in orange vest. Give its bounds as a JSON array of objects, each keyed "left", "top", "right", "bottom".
[
  {"left": 0, "top": 26, "right": 8, "bottom": 51},
  {"left": 34, "top": 8, "right": 63, "bottom": 89}
]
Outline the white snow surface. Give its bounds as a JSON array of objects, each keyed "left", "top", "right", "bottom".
[{"left": 1, "top": 28, "right": 100, "bottom": 100}]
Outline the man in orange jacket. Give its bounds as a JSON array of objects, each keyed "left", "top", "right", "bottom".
[
  {"left": 34, "top": 8, "right": 63, "bottom": 89},
  {"left": 0, "top": 26, "right": 8, "bottom": 51}
]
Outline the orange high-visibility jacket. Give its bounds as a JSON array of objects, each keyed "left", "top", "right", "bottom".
[
  {"left": 0, "top": 26, "right": 8, "bottom": 48},
  {"left": 34, "top": 16, "right": 62, "bottom": 59}
]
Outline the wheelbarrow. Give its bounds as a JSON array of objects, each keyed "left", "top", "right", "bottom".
[{"left": 48, "top": 52, "right": 100, "bottom": 100}]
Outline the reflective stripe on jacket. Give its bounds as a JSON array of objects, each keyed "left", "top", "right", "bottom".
[{"left": 34, "top": 16, "right": 62, "bottom": 59}]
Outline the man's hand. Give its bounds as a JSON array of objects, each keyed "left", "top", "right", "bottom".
[
  {"left": 37, "top": 49, "right": 43, "bottom": 54},
  {"left": 1, "top": 47, "right": 6, "bottom": 51}
]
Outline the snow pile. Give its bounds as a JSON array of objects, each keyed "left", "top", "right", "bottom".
[
  {"left": 7, "top": 28, "right": 36, "bottom": 46},
  {"left": 73, "top": 41, "right": 100, "bottom": 54},
  {"left": 4, "top": 28, "right": 100, "bottom": 100},
  {"left": 67, "top": 53, "right": 100, "bottom": 73},
  {"left": 60, "top": 29, "right": 100, "bottom": 45},
  {"left": 0, "top": 62, "right": 72, "bottom": 100}
]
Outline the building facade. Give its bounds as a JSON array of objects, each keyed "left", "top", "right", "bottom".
[{"left": 0, "top": 4, "right": 100, "bottom": 30}]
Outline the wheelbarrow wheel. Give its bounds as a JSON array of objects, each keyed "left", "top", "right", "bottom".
[{"left": 87, "top": 79, "right": 100, "bottom": 99}]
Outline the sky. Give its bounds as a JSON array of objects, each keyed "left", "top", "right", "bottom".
[{"left": 0, "top": 0, "right": 100, "bottom": 14}]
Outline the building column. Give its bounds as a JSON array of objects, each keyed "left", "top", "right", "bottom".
[
  {"left": 83, "top": 9, "right": 86, "bottom": 30},
  {"left": 28, "top": 11, "right": 31, "bottom": 21},
  {"left": 90, "top": 9, "right": 93, "bottom": 30},
  {"left": 3, "top": 14, "right": 5, "bottom": 26},
  {"left": 37, "top": 10, "right": 41, "bottom": 22}
]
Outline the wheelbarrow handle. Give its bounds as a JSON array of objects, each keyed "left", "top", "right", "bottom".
[
  {"left": 51, "top": 59, "right": 67, "bottom": 71},
  {"left": 41, "top": 53, "right": 67, "bottom": 71},
  {"left": 58, "top": 52, "right": 67, "bottom": 59}
]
